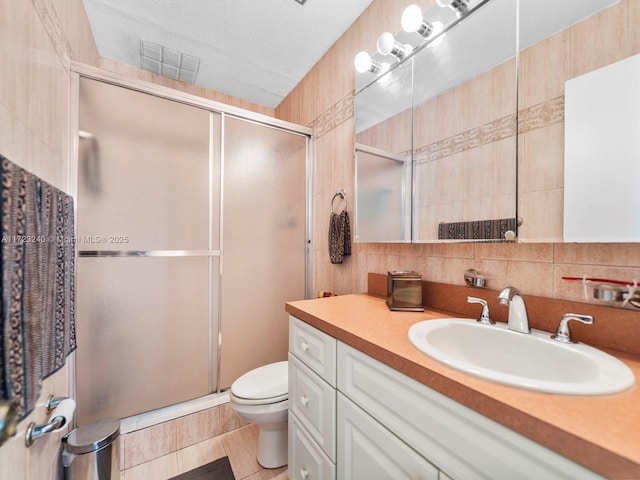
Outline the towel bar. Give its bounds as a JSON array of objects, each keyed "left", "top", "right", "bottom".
[{"left": 331, "top": 189, "right": 347, "bottom": 213}]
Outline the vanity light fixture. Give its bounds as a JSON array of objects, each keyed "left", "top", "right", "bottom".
[
  {"left": 436, "top": 0, "right": 470, "bottom": 17},
  {"left": 376, "top": 32, "right": 412, "bottom": 60},
  {"left": 354, "top": 51, "right": 389, "bottom": 75},
  {"left": 401, "top": 4, "right": 443, "bottom": 39}
]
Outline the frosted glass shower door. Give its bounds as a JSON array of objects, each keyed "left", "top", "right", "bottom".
[
  {"left": 76, "top": 78, "right": 220, "bottom": 424},
  {"left": 220, "top": 117, "right": 308, "bottom": 388}
]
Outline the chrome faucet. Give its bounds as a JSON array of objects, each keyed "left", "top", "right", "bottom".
[
  {"left": 498, "top": 286, "right": 530, "bottom": 334},
  {"left": 551, "top": 313, "right": 593, "bottom": 343},
  {"left": 467, "top": 296, "right": 495, "bottom": 325}
]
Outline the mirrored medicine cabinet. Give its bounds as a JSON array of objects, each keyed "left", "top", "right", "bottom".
[{"left": 354, "top": 0, "right": 622, "bottom": 243}]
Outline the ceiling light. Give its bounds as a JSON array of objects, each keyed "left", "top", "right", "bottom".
[
  {"left": 436, "top": 0, "right": 470, "bottom": 17},
  {"left": 354, "top": 51, "right": 390, "bottom": 75},
  {"left": 376, "top": 32, "right": 412, "bottom": 60},
  {"left": 401, "top": 4, "right": 439, "bottom": 38}
]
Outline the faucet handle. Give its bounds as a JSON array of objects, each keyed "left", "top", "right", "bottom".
[
  {"left": 551, "top": 313, "right": 594, "bottom": 343},
  {"left": 467, "top": 296, "right": 495, "bottom": 325}
]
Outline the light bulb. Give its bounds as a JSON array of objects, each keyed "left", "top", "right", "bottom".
[
  {"left": 354, "top": 51, "right": 373, "bottom": 73},
  {"left": 401, "top": 4, "right": 423, "bottom": 33},
  {"left": 377, "top": 32, "right": 412, "bottom": 60},
  {"left": 354, "top": 51, "right": 384, "bottom": 74},
  {"left": 376, "top": 32, "right": 396, "bottom": 56},
  {"left": 436, "top": 0, "right": 469, "bottom": 17}
]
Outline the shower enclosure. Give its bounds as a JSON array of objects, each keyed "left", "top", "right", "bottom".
[{"left": 74, "top": 73, "right": 310, "bottom": 425}]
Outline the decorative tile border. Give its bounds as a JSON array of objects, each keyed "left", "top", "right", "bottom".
[
  {"left": 414, "top": 115, "right": 516, "bottom": 164},
  {"left": 308, "top": 91, "right": 354, "bottom": 138},
  {"left": 518, "top": 95, "right": 564, "bottom": 134},
  {"left": 332, "top": 93, "right": 565, "bottom": 162}
]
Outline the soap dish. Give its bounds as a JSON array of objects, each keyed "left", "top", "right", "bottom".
[{"left": 464, "top": 269, "right": 487, "bottom": 288}]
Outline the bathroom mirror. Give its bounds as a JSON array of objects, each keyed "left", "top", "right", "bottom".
[
  {"left": 354, "top": 0, "right": 620, "bottom": 243},
  {"left": 355, "top": 59, "right": 413, "bottom": 242}
]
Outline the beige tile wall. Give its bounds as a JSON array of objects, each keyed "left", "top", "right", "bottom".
[
  {"left": 118, "top": 403, "right": 248, "bottom": 471},
  {"left": 0, "top": 0, "right": 98, "bottom": 478},
  {"left": 275, "top": 0, "right": 640, "bottom": 319}
]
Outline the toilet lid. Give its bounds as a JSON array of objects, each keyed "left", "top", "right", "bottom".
[{"left": 230, "top": 361, "right": 288, "bottom": 400}]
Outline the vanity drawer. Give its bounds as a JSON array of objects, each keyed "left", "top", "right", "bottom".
[
  {"left": 289, "top": 411, "right": 336, "bottom": 480},
  {"left": 289, "top": 315, "right": 337, "bottom": 386},
  {"left": 289, "top": 353, "right": 336, "bottom": 461}
]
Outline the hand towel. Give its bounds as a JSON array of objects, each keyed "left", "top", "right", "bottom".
[
  {"left": 0, "top": 154, "right": 76, "bottom": 420},
  {"left": 329, "top": 210, "right": 351, "bottom": 264}
]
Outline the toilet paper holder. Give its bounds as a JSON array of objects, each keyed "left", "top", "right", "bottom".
[{"left": 25, "top": 395, "right": 73, "bottom": 447}]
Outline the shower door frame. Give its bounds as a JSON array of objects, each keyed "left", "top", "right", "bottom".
[{"left": 70, "top": 62, "right": 312, "bottom": 429}]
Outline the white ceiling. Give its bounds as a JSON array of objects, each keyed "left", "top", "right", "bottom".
[{"left": 82, "top": 0, "right": 374, "bottom": 108}]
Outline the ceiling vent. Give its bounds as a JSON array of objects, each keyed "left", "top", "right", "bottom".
[{"left": 140, "top": 40, "right": 200, "bottom": 84}]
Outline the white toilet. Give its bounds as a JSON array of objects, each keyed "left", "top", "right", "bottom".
[{"left": 229, "top": 360, "right": 289, "bottom": 468}]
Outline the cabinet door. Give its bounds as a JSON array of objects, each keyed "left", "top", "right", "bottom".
[{"left": 337, "top": 392, "right": 438, "bottom": 480}]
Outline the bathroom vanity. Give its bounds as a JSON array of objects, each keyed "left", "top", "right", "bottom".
[{"left": 286, "top": 294, "right": 640, "bottom": 479}]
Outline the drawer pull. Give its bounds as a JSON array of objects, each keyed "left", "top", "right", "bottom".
[
  {"left": 300, "top": 467, "right": 309, "bottom": 479},
  {"left": 300, "top": 395, "right": 309, "bottom": 407},
  {"left": 301, "top": 341, "right": 309, "bottom": 352}
]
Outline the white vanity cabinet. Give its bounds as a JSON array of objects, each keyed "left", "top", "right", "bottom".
[
  {"left": 288, "top": 315, "right": 603, "bottom": 480},
  {"left": 288, "top": 316, "right": 337, "bottom": 480},
  {"left": 337, "top": 342, "right": 602, "bottom": 480}
]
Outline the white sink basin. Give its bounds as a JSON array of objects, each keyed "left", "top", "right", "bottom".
[{"left": 408, "top": 318, "right": 636, "bottom": 395}]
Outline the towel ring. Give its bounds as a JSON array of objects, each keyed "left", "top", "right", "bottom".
[{"left": 331, "top": 190, "right": 347, "bottom": 213}]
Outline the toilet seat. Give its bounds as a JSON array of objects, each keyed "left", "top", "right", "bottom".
[{"left": 230, "top": 361, "right": 288, "bottom": 405}]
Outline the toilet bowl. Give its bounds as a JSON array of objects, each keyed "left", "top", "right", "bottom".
[{"left": 229, "top": 361, "right": 288, "bottom": 469}]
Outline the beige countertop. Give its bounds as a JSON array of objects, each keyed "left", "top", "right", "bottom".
[{"left": 286, "top": 293, "right": 640, "bottom": 479}]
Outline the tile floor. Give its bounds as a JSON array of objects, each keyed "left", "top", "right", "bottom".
[{"left": 120, "top": 424, "right": 288, "bottom": 480}]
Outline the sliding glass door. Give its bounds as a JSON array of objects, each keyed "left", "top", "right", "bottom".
[{"left": 75, "top": 76, "right": 309, "bottom": 424}]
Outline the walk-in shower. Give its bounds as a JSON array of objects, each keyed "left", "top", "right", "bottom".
[{"left": 74, "top": 72, "right": 310, "bottom": 426}]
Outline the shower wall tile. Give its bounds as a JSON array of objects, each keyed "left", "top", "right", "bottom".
[
  {"left": 437, "top": 84, "right": 467, "bottom": 139},
  {"left": 475, "top": 242, "right": 553, "bottom": 263},
  {"left": 413, "top": 97, "right": 439, "bottom": 149},
  {"left": 554, "top": 243, "right": 640, "bottom": 268},
  {"left": 176, "top": 406, "right": 221, "bottom": 450},
  {"left": 570, "top": 0, "right": 628, "bottom": 79},
  {"left": 518, "top": 30, "right": 570, "bottom": 109},
  {"left": 518, "top": 188, "right": 564, "bottom": 242},
  {"left": 520, "top": 123, "right": 564, "bottom": 194},
  {"left": 219, "top": 403, "right": 250, "bottom": 434},
  {"left": 121, "top": 419, "right": 178, "bottom": 469}
]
